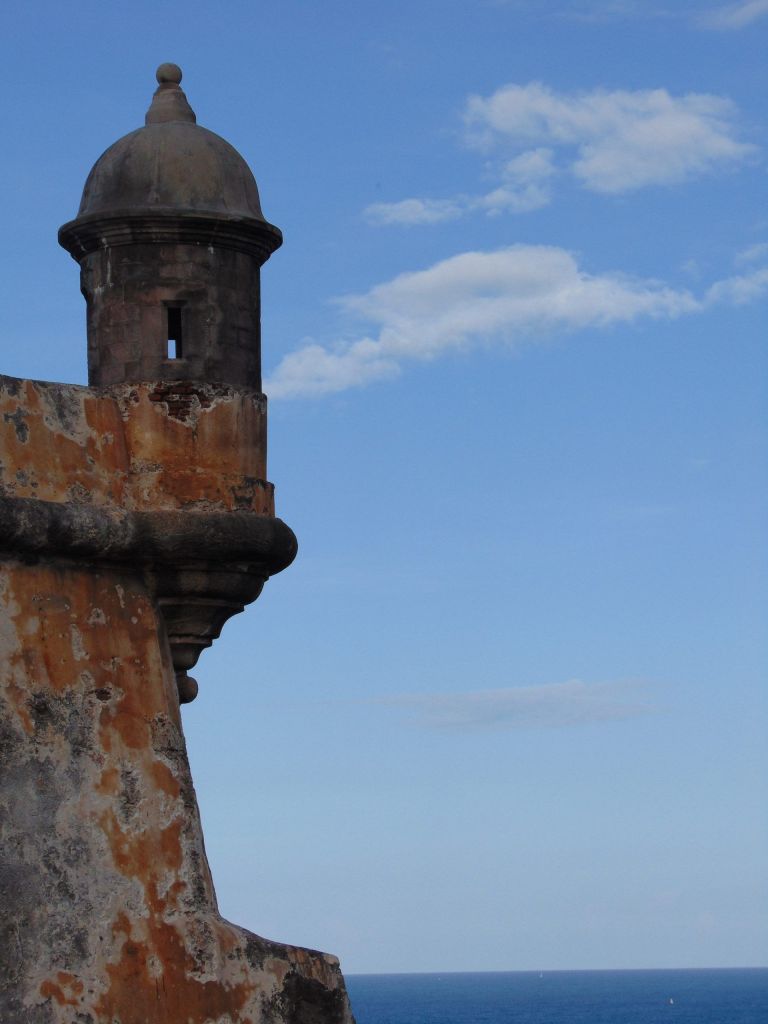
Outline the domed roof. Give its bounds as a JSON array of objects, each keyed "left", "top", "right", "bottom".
[
  {"left": 78, "top": 121, "right": 267, "bottom": 222},
  {"left": 60, "top": 64, "right": 281, "bottom": 258}
]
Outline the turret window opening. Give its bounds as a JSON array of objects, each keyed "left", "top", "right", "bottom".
[{"left": 166, "top": 304, "right": 184, "bottom": 359}]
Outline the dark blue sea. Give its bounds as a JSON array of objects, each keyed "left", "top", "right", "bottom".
[{"left": 346, "top": 969, "right": 767, "bottom": 1024}]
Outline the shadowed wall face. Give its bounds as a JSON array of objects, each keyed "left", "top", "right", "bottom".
[{"left": 81, "top": 241, "right": 263, "bottom": 389}]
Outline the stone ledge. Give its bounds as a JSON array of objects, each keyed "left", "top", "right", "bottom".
[
  {"left": 59, "top": 209, "right": 282, "bottom": 263},
  {"left": 0, "top": 494, "right": 296, "bottom": 574}
]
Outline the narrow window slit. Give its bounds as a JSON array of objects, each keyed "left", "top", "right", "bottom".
[{"left": 166, "top": 306, "right": 183, "bottom": 359}]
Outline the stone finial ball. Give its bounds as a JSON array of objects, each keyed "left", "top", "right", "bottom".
[
  {"left": 156, "top": 62, "right": 182, "bottom": 85},
  {"left": 176, "top": 671, "right": 198, "bottom": 704}
]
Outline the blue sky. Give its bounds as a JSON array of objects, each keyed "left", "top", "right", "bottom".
[{"left": 1, "top": 0, "right": 766, "bottom": 974}]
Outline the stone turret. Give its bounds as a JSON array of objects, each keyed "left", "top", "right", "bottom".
[
  {"left": 0, "top": 66, "right": 355, "bottom": 1024},
  {"left": 59, "top": 63, "right": 281, "bottom": 390},
  {"left": 56, "top": 64, "right": 294, "bottom": 703}
]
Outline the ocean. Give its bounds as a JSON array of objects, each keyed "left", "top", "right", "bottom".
[{"left": 345, "top": 968, "right": 767, "bottom": 1024}]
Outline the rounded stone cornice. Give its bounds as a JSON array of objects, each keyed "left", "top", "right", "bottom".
[
  {"left": 0, "top": 495, "right": 297, "bottom": 575},
  {"left": 0, "top": 495, "right": 297, "bottom": 695},
  {"left": 59, "top": 209, "right": 282, "bottom": 263}
]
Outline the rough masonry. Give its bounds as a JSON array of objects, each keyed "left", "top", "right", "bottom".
[{"left": 0, "top": 64, "right": 355, "bottom": 1024}]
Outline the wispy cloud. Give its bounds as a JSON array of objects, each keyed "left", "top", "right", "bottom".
[
  {"left": 481, "top": 148, "right": 556, "bottom": 213},
  {"left": 704, "top": 265, "right": 768, "bottom": 304},
  {"left": 364, "top": 197, "right": 465, "bottom": 226},
  {"left": 735, "top": 241, "right": 768, "bottom": 265},
  {"left": 377, "top": 680, "right": 653, "bottom": 731},
  {"left": 365, "top": 82, "right": 756, "bottom": 226},
  {"left": 265, "top": 245, "right": 767, "bottom": 399},
  {"left": 465, "top": 82, "right": 757, "bottom": 194},
  {"left": 699, "top": 0, "right": 768, "bottom": 29},
  {"left": 364, "top": 148, "right": 555, "bottom": 226}
]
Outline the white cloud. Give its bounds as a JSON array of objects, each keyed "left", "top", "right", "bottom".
[
  {"left": 265, "top": 245, "right": 768, "bottom": 400},
  {"left": 377, "top": 680, "right": 653, "bottom": 731},
  {"left": 263, "top": 338, "right": 400, "bottom": 399},
  {"left": 267, "top": 245, "right": 698, "bottom": 398},
  {"left": 735, "top": 241, "right": 768, "bottom": 265},
  {"left": 363, "top": 148, "right": 554, "bottom": 225},
  {"left": 700, "top": 0, "right": 768, "bottom": 28},
  {"left": 477, "top": 147, "right": 556, "bottom": 213},
  {"left": 365, "top": 83, "right": 756, "bottom": 228},
  {"left": 465, "top": 83, "right": 757, "bottom": 193},
  {"left": 364, "top": 197, "right": 464, "bottom": 226},
  {"left": 705, "top": 265, "right": 768, "bottom": 304}
]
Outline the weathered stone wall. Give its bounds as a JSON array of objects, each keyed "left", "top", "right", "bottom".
[
  {"left": 0, "top": 375, "right": 271, "bottom": 514},
  {"left": 0, "top": 375, "right": 355, "bottom": 1023},
  {"left": 81, "top": 242, "right": 263, "bottom": 390},
  {"left": 0, "top": 559, "right": 351, "bottom": 1024}
]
